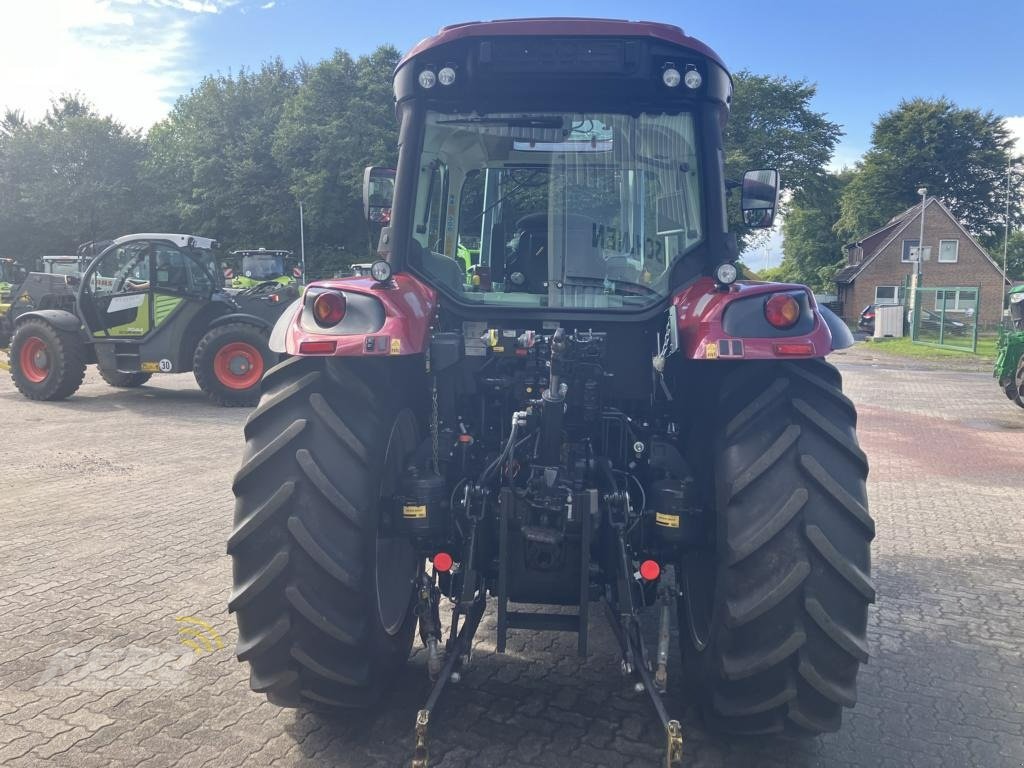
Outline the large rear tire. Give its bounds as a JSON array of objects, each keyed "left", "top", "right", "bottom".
[
  {"left": 9, "top": 319, "right": 87, "bottom": 401},
  {"left": 99, "top": 369, "right": 152, "bottom": 388},
  {"left": 680, "top": 358, "right": 874, "bottom": 735},
  {"left": 1014, "top": 356, "right": 1024, "bottom": 409},
  {"left": 228, "top": 355, "right": 422, "bottom": 708},
  {"left": 193, "top": 322, "right": 272, "bottom": 407}
]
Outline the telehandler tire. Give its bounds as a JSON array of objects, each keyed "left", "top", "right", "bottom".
[
  {"left": 680, "top": 358, "right": 874, "bottom": 736},
  {"left": 228, "top": 355, "right": 422, "bottom": 708},
  {"left": 193, "top": 322, "right": 273, "bottom": 407},
  {"left": 9, "top": 319, "right": 87, "bottom": 401},
  {"left": 99, "top": 369, "right": 152, "bottom": 388}
]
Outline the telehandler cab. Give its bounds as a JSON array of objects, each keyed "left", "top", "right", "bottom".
[
  {"left": 8, "top": 233, "right": 295, "bottom": 406},
  {"left": 229, "top": 19, "right": 872, "bottom": 766}
]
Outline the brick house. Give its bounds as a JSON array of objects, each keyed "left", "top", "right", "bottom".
[{"left": 834, "top": 197, "right": 1009, "bottom": 327}]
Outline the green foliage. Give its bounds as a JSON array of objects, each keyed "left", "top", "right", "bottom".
[
  {"left": 776, "top": 171, "right": 853, "bottom": 291},
  {"left": 142, "top": 59, "right": 301, "bottom": 249},
  {"left": 272, "top": 46, "right": 401, "bottom": 268},
  {"left": 986, "top": 230, "right": 1024, "bottom": 281},
  {"left": 837, "top": 98, "right": 1023, "bottom": 242},
  {"left": 725, "top": 72, "right": 842, "bottom": 254},
  {"left": 0, "top": 95, "right": 146, "bottom": 263}
]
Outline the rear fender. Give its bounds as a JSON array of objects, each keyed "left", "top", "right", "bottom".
[
  {"left": 278, "top": 273, "right": 436, "bottom": 357},
  {"left": 673, "top": 277, "right": 838, "bottom": 360},
  {"left": 14, "top": 308, "right": 81, "bottom": 334}
]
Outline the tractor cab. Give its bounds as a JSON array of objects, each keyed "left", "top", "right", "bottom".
[
  {"left": 362, "top": 20, "right": 782, "bottom": 319},
  {"left": 228, "top": 248, "right": 299, "bottom": 289},
  {"left": 41, "top": 255, "right": 86, "bottom": 277}
]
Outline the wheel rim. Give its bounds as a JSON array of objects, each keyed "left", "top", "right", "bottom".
[
  {"left": 19, "top": 337, "right": 50, "bottom": 383},
  {"left": 375, "top": 410, "right": 420, "bottom": 636},
  {"left": 213, "top": 342, "right": 263, "bottom": 390},
  {"left": 682, "top": 550, "right": 716, "bottom": 652}
]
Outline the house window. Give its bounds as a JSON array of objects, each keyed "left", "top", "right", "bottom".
[
  {"left": 901, "top": 239, "right": 919, "bottom": 262},
  {"left": 938, "top": 239, "right": 959, "bottom": 263},
  {"left": 875, "top": 285, "right": 905, "bottom": 305},
  {"left": 934, "top": 288, "right": 977, "bottom": 312}
]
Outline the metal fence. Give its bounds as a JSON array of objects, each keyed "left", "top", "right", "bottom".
[{"left": 909, "top": 285, "right": 980, "bottom": 352}]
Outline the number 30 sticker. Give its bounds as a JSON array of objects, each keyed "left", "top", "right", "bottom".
[{"left": 158, "top": 359, "right": 173, "bottom": 372}]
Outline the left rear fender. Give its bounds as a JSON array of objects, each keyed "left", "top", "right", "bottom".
[
  {"left": 277, "top": 274, "right": 436, "bottom": 357},
  {"left": 673, "top": 277, "right": 839, "bottom": 360}
]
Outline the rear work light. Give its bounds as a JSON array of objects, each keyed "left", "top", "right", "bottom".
[
  {"left": 312, "top": 291, "right": 346, "bottom": 327},
  {"left": 764, "top": 293, "right": 801, "bottom": 329}
]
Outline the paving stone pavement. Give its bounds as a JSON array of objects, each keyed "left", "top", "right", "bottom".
[{"left": 1, "top": 346, "right": 1023, "bottom": 768}]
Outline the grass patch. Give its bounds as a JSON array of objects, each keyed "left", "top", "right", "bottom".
[{"left": 863, "top": 335, "right": 998, "bottom": 363}]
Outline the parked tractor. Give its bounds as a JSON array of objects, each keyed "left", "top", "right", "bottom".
[
  {"left": 228, "top": 20, "right": 873, "bottom": 766},
  {"left": 226, "top": 248, "right": 301, "bottom": 290},
  {"left": 7, "top": 233, "right": 296, "bottom": 406},
  {"left": 995, "top": 284, "right": 1024, "bottom": 408},
  {"left": 0, "top": 258, "right": 28, "bottom": 344}
]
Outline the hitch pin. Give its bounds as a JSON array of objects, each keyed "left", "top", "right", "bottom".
[{"left": 411, "top": 709, "right": 429, "bottom": 768}]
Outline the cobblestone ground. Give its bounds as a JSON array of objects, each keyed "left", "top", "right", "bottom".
[{"left": 1, "top": 346, "right": 1023, "bottom": 768}]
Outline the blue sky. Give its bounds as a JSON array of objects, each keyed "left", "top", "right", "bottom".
[{"left": 2, "top": 0, "right": 1022, "bottom": 265}]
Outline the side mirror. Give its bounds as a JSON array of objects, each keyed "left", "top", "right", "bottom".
[
  {"left": 362, "top": 166, "right": 396, "bottom": 224},
  {"left": 741, "top": 169, "right": 780, "bottom": 228}
]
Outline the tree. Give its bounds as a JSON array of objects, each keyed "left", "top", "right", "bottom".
[
  {"left": 272, "top": 45, "right": 401, "bottom": 274},
  {"left": 0, "top": 95, "right": 147, "bottom": 262},
  {"left": 142, "top": 59, "right": 301, "bottom": 250},
  {"left": 837, "top": 99, "right": 1023, "bottom": 243},
  {"left": 772, "top": 171, "right": 854, "bottom": 290},
  {"left": 724, "top": 72, "right": 842, "bottom": 254}
]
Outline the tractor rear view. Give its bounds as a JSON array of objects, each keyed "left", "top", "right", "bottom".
[{"left": 228, "top": 19, "right": 873, "bottom": 765}]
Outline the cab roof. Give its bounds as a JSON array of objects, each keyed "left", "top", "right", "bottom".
[
  {"left": 401, "top": 18, "right": 726, "bottom": 70},
  {"left": 111, "top": 233, "right": 218, "bottom": 250}
]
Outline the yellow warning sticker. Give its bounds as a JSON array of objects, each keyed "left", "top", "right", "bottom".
[
  {"left": 705, "top": 343, "right": 719, "bottom": 360},
  {"left": 655, "top": 513, "right": 680, "bottom": 529},
  {"left": 141, "top": 361, "right": 160, "bottom": 372},
  {"left": 403, "top": 505, "right": 427, "bottom": 519},
  {"left": 390, "top": 338, "right": 401, "bottom": 355}
]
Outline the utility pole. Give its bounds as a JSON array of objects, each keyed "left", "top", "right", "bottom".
[
  {"left": 1003, "top": 159, "right": 1019, "bottom": 312},
  {"left": 916, "top": 187, "right": 927, "bottom": 279},
  {"left": 298, "top": 200, "right": 306, "bottom": 286}
]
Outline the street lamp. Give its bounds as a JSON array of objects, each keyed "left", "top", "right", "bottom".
[{"left": 1003, "top": 161, "right": 1023, "bottom": 310}]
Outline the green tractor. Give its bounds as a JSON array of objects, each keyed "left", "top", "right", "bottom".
[
  {"left": 1, "top": 258, "right": 25, "bottom": 321},
  {"left": 995, "top": 284, "right": 1024, "bottom": 408},
  {"left": 227, "top": 248, "right": 301, "bottom": 290},
  {"left": 7, "top": 233, "right": 297, "bottom": 406}
]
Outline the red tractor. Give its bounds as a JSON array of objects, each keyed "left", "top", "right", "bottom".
[{"left": 229, "top": 19, "right": 872, "bottom": 765}]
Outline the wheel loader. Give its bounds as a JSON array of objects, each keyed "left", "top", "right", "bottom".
[{"left": 229, "top": 19, "right": 874, "bottom": 766}]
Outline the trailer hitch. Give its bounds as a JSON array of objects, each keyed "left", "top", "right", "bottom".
[{"left": 604, "top": 521, "right": 685, "bottom": 767}]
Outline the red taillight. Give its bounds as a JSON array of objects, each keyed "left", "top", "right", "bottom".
[
  {"left": 639, "top": 560, "right": 661, "bottom": 581},
  {"left": 312, "top": 291, "right": 346, "bottom": 327},
  {"left": 774, "top": 342, "right": 815, "bottom": 356},
  {"left": 764, "top": 294, "right": 801, "bottom": 329},
  {"left": 299, "top": 340, "right": 337, "bottom": 355},
  {"left": 433, "top": 552, "right": 453, "bottom": 573}
]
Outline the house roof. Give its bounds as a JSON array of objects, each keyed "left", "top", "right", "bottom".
[{"left": 837, "top": 197, "right": 1010, "bottom": 286}]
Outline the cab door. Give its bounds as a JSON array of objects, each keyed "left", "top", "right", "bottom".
[{"left": 80, "top": 241, "right": 154, "bottom": 338}]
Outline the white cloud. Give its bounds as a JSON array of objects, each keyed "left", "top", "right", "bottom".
[
  {"left": 1005, "top": 116, "right": 1024, "bottom": 155},
  {"left": 260, "top": 1, "right": 275, "bottom": 8},
  {"left": 0, "top": 0, "right": 238, "bottom": 130}
]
